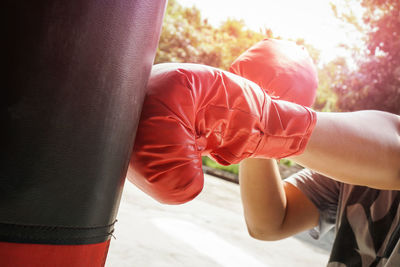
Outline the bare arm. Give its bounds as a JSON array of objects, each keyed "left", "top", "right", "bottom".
[
  {"left": 239, "top": 110, "right": 399, "bottom": 241},
  {"left": 239, "top": 158, "right": 319, "bottom": 241},
  {"left": 292, "top": 110, "right": 400, "bottom": 190}
]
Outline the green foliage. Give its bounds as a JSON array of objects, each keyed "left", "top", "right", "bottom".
[
  {"left": 202, "top": 156, "right": 239, "bottom": 175},
  {"left": 313, "top": 58, "right": 349, "bottom": 112},
  {"left": 331, "top": 0, "right": 400, "bottom": 114},
  {"left": 279, "top": 158, "right": 296, "bottom": 167},
  {"left": 294, "top": 39, "right": 340, "bottom": 112},
  {"left": 202, "top": 156, "right": 299, "bottom": 176},
  {"left": 156, "top": 0, "right": 269, "bottom": 70}
]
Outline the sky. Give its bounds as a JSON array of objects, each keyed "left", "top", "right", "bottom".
[{"left": 177, "top": 0, "right": 364, "bottom": 63}]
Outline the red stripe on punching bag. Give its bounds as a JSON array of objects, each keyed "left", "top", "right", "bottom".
[{"left": 0, "top": 240, "right": 110, "bottom": 267}]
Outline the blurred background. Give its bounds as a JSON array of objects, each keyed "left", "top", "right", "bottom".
[{"left": 108, "top": 0, "right": 400, "bottom": 265}]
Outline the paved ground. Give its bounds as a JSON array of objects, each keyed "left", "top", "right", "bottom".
[{"left": 106, "top": 174, "right": 332, "bottom": 266}]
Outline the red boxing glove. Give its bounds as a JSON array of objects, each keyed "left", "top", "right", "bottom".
[
  {"left": 230, "top": 38, "right": 318, "bottom": 107},
  {"left": 128, "top": 63, "right": 316, "bottom": 204}
]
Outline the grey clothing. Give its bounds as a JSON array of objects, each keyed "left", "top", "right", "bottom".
[{"left": 286, "top": 169, "right": 400, "bottom": 267}]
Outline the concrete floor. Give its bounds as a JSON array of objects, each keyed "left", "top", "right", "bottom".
[{"left": 106, "top": 174, "right": 331, "bottom": 267}]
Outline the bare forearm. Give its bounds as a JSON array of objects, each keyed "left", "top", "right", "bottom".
[
  {"left": 239, "top": 158, "right": 286, "bottom": 239},
  {"left": 293, "top": 110, "right": 400, "bottom": 190},
  {"left": 239, "top": 158, "right": 318, "bottom": 240}
]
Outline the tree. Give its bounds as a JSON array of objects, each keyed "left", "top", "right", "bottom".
[
  {"left": 313, "top": 58, "right": 348, "bottom": 112},
  {"left": 155, "top": 0, "right": 215, "bottom": 65},
  {"left": 332, "top": 0, "right": 400, "bottom": 114},
  {"left": 291, "top": 38, "right": 345, "bottom": 112},
  {"left": 155, "top": 0, "right": 269, "bottom": 70}
]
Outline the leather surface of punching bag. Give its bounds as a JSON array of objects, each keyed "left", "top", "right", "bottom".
[{"left": 2, "top": 0, "right": 166, "bottom": 266}]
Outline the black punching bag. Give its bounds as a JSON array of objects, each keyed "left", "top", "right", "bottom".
[{"left": 1, "top": 0, "right": 166, "bottom": 266}]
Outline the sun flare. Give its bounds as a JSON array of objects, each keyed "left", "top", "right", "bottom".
[{"left": 178, "top": 0, "right": 364, "bottom": 63}]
